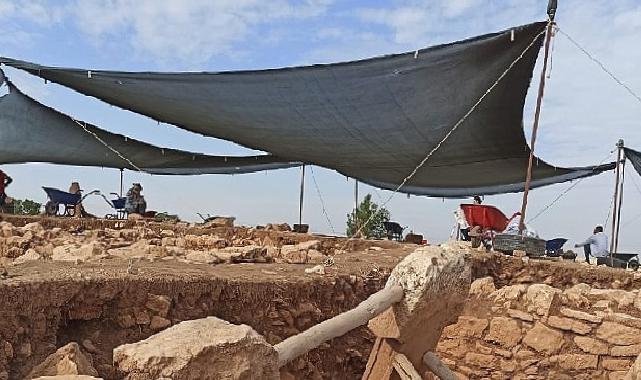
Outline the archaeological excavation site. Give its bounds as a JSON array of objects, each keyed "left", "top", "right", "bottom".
[{"left": 1, "top": 215, "right": 641, "bottom": 380}]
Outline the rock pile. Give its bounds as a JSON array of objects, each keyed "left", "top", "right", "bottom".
[{"left": 1, "top": 219, "right": 399, "bottom": 267}]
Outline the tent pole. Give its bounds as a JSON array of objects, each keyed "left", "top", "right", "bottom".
[
  {"left": 611, "top": 139, "right": 624, "bottom": 254},
  {"left": 299, "top": 165, "right": 306, "bottom": 226},
  {"left": 614, "top": 150, "right": 626, "bottom": 253},
  {"left": 518, "top": 10, "right": 555, "bottom": 234},
  {"left": 119, "top": 169, "right": 124, "bottom": 197},
  {"left": 354, "top": 180, "right": 359, "bottom": 213}
]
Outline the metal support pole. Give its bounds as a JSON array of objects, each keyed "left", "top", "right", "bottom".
[
  {"left": 610, "top": 140, "right": 624, "bottom": 254},
  {"left": 354, "top": 180, "right": 359, "bottom": 214},
  {"left": 299, "top": 165, "right": 306, "bottom": 226},
  {"left": 518, "top": 14, "right": 555, "bottom": 234},
  {"left": 119, "top": 169, "right": 124, "bottom": 197},
  {"left": 615, "top": 155, "right": 626, "bottom": 253}
]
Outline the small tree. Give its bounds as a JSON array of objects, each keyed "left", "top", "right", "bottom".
[
  {"left": 10, "top": 199, "right": 42, "bottom": 215},
  {"left": 346, "top": 194, "right": 390, "bottom": 239}
]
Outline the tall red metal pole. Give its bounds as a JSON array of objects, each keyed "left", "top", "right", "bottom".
[{"left": 518, "top": 16, "right": 555, "bottom": 234}]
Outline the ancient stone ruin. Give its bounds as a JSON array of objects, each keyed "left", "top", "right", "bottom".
[{"left": 4, "top": 214, "right": 641, "bottom": 379}]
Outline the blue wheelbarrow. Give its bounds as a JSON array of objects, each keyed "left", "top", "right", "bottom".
[
  {"left": 545, "top": 238, "right": 568, "bottom": 257},
  {"left": 98, "top": 192, "right": 127, "bottom": 220},
  {"left": 42, "top": 187, "right": 99, "bottom": 217}
]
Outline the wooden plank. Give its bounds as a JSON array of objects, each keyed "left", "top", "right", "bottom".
[
  {"left": 368, "top": 307, "right": 401, "bottom": 339},
  {"left": 362, "top": 338, "right": 395, "bottom": 380},
  {"left": 393, "top": 352, "right": 422, "bottom": 380}
]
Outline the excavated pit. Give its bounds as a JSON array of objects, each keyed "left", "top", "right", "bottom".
[{"left": 2, "top": 216, "right": 641, "bottom": 379}]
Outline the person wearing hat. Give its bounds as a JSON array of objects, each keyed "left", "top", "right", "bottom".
[
  {"left": 0, "top": 169, "right": 13, "bottom": 208},
  {"left": 125, "top": 183, "right": 147, "bottom": 215},
  {"left": 575, "top": 224, "right": 608, "bottom": 264}
]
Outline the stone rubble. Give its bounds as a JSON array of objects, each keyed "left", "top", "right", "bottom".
[{"left": 1, "top": 220, "right": 400, "bottom": 267}]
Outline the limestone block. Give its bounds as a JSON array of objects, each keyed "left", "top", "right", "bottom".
[
  {"left": 114, "top": 317, "right": 278, "bottom": 380},
  {"left": 547, "top": 316, "right": 592, "bottom": 335},
  {"left": 484, "top": 317, "right": 521, "bottom": 348},
  {"left": 573, "top": 336, "right": 609, "bottom": 355},
  {"left": 442, "top": 317, "right": 488, "bottom": 339},
  {"left": 556, "top": 354, "right": 598, "bottom": 370},
  {"left": 525, "top": 284, "right": 560, "bottom": 316},
  {"left": 602, "top": 359, "right": 633, "bottom": 371},
  {"left": 597, "top": 322, "right": 641, "bottom": 346},
  {"left": 464, "top": 353, "right": 495, "bottom": 368},
  {"left": 590, "top": 289, "right": 635, "bottom": 308},
  {"left": 490, "top": 285, "right": 527, "bottom": 304},
  {"left": 470, "top": 277, "right": 495, "bottom": 297},
  {"left": 522, "top": 322, "right": 564, "bottom": 354},
  {"left": 507, "top": 309, "right": 534, "bottom": 322},
  {"left": 560, "top": 307, "right": 602, "bottom": 323},
  {"left": 27, "top": 342, "right": 98, "bottom": 379},
  {"left": 13, "top": 249, "right": 41, "bottom": 264},
  {"left": 611, "top": 344, "right": 641, "bottom": 357},
  {"left": 369, "top": 246, "right": 470, "bottom": 375},
  {"left": 184, "top": 251, "right": 221, "bottom": 264},
  {"left": 625, "top": 353, "right": 641, "bottom": 379}
]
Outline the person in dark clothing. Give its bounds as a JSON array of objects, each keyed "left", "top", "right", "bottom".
[
  {"left": 125, "top": 183, "right": 147, "bottom": 214},
  {"left": 0, "top": 169, "right": 13, "bottom": 207}
]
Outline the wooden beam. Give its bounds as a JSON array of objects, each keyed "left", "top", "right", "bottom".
[
  {"left": 362, "top": 338, "right": 395, "bottom": 380},
  {"left": 275, "top": 285, "right": 404, "bottom": 367},
  {"left": 393, "top": 353, "right": 422, "bottom": 380}
]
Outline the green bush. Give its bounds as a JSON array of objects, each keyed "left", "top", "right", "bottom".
[
  {"left": 10, "top": 199, "right": 42, "bottom": 215},
  {"left": 346, "top": 194, "right": 390, "bottom": 239}
]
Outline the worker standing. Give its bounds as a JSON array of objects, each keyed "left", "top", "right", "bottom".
[{"left": 575, "top": 225, "right": 608, "bottom": 264}]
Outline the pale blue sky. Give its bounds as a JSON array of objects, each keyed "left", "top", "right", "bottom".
[{"left": 2, "top": 0, "right": 641, "bottom": 249}]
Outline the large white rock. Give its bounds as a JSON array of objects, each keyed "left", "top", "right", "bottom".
[{"left": 113, "top": 317, "right": 278, "bottom": 380}]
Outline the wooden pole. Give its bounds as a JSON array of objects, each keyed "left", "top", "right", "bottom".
[
  {"left": 518, "top": 15, "right": 555, "bottom": 234},
  {"left": 610, "top": 140, "right": 623, "bottom": 255},
  {"left": 298, "top": 165, "right": 305, "bottom": 226},
  {"left": 275, "top": 284, "right": 404, "bottom": 367}
]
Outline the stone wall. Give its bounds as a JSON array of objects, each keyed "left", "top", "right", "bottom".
[{"left": 436, "top": 276, "right": 641, "bottom": 379}]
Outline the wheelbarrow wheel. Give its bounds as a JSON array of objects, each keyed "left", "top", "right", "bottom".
[
  {"left": 65, "top": 204, "right": 76, "bottom": 217},
  {"left": 630, "top": 259, "right": 640, "bottom": 272},
  {"left": 45, "top": 201, "right": 59, "bottom": 216}
]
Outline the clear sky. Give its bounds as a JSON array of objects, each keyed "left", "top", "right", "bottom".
[{"left": 2, "top": 0, "right": 641, "bottom": 250}]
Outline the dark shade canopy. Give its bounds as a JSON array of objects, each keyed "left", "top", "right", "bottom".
[
  {"left": 0, "top": 70, "right": 299, "bottom": 174},
  {"left": 0, "top": 22, "right": 613, "bottom": 195},
  {"left": 625, "top": 148, "right": 641, "bottom": 177}
]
